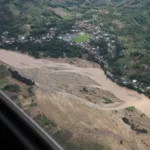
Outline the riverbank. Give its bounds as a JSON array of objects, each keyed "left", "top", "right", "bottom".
[{"left": 0, "top": 49, "right": 150, "bottom": 117}]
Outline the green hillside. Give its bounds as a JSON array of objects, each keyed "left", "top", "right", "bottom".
[
  {"left": 87, "top": 0, "right": 150, "bottom": 87},
  {"left": 108, "top": 0, "right": 150, "bottom": 85},
  {"left": 0, "top": 0, "right": 61, "bottom": 35}
]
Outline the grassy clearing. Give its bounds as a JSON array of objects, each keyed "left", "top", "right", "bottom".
[
  {"left": 103, "top": 97, "right": 113, "bottom": 104},
  {"left": 72, "top": 34, "right": 89, "bottom": 43},
  {"left": 64, "top": 15, "right": 72, "bottom": 20}
]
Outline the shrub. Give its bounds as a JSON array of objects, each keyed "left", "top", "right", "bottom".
[
  {"left": 8, "top": 69, "right": 34, "bottom": 85},
  {"left": 125, "top": 106, "right": 135, "bottom": 112},
  {"left": 103, "top": 97, "right": 113, "bottom": 104},
  {"left": 0, "top": 65, "right": 9, "bottom": 79},
  {"left": 122, "top": 117, "right": 130, "bottom": 125},
  {"left": 35, "top": 115, "right": 57, "bottom": 127},
  {"left": 135, "top": 128, "right": 148, "bottom": 134},
  {"left": 120, "top": 140, "right": 123, "bottom": 145},
  {"left": 3, "top": 84, "right": 21, "bottom": 92}
]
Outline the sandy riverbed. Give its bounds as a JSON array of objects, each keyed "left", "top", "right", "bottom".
[{"left": 0, "top": 49, "right": 150, "bottom": 117}]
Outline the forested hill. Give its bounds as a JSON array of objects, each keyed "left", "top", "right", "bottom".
[
  {"left": 1, "top": 0, "right": 149, "bottom": 36},
  {"left": 106, "top": 0, "right": 150, "bottom": 86},
  {"left": 0, "top": 0, "right": 61, "bottom": 35},
  {"left": 0, "top": 0, "right": 89, "bottom": 35},
  {"left": 111, "top": 0, "right": 150, "bottom": 33}
]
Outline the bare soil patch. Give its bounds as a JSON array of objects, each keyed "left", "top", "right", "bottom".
[{"left": 34, "top": 88, "right": 150, "bottom": 150}]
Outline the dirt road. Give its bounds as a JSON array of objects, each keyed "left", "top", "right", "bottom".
[{"left": 0, "top": 49, "right": 150, "bottom": 117}]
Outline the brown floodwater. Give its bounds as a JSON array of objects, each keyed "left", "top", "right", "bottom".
[{"left": 0, "top": 49, "right": 150, "bottom": 117}]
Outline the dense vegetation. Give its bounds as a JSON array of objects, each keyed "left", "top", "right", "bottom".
[
  {"left": 107, "top": 0, "right": 150, "bottom": 85},
  {"left": 3, "top": 84, "right": 21, "bottom": 92},
  {"left": 0, "top": 65, "right": 9, "bottom": 79},
  {"left": 35, "top": 115, "right": 57, "bottom": 128},
  {"left": 8, "top": 69, "right": 35, "bottom": 85},
  {"left": 72, "top": 34, "right": 89, "bottom": 43},
  {"left": 1, "top": 38, "right": 88, "bottom": 58},
  {"left": 0, "top": 0, "right": 60, "bottom": 35},
  {"left": 122, "top": 117, "right": 148, "bottom": 134},
  {"left": 125, "top": 106, "right": 135, "bottom": 112}
]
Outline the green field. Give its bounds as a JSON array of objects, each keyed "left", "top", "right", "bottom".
[{"left": 72, "top": 34, "right": 89, "bottom": 43}]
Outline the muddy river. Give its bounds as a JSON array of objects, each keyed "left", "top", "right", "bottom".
[{"left": 0, "top": 49, "right": 150, "bottom": 117}]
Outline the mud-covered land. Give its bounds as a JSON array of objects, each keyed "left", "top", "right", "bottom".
[{"left": 0, "top": 50, "right": 150, "bottom": 150}]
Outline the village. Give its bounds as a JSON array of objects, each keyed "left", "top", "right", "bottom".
[
  {"left": 0, "top": 19, "right": 149, "bottom": 96},
  {"left": 57, "top": 19, "right": 149, "bottom": 94}
]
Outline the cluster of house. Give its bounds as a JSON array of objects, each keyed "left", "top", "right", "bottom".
[
  {"left": 121, "top": 78, "right": 149, "bottom": 93},
  {"left": 0, "top": 31, "right": 15, "bottom": 45},
  {"left": 106, "top": 70, "right": 150, "bottom": 93},
  {"left": 58, "top": 19, "right": 150, "bottom": 94},
  {"left": 57, "top": 19, "right": 119, "bottom": 68},
  {"left": 0, "top": 28, "right": 57, "bottom": 45},
  {"left": 1, "top": 19, "right": 150, "bottom": 95}
]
